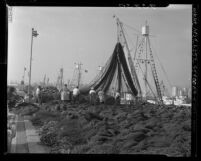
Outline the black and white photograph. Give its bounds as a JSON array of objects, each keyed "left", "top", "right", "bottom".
[{"left": 7, "top": 5, "right": 193, "bottom": 156}]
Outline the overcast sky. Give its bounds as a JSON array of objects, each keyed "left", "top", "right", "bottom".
[{"left": 7, "top": 5, "right": 192, "bottom": 92}]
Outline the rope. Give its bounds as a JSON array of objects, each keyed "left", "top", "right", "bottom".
[
  {"left": 147, "top": 37, "right": 163, "bottom": 103},
  {"left": 123, "top": 23, "right": 141, "bottom": 34},
  {"left": 150, "top": 38, "right": 173, "bottom": 89},
  {"left": 88, "top": 54, "right": 112, "bottom": 85},
  {"left": 136, "top": 59, "right": 157, "bottom": 99},
  {"left": 122, "top": 27, "right": 142, "bottom": 95},
  {"left": 134, "top": 37, "right": 145, "bottom": 72},
  {"left": 123, "top": 26, "right": 138, "bottom": 53},
  {"left": 121, "top": 67, "right": 132, "bottom": 93}
]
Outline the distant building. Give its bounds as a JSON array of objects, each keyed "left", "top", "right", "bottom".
[
  {"left": 178, "top": 89, "right": 183, "bottom": 97},
  {"left": 172, "top": 86, "right": 178, "bottom": 97},
  {"left": 188, "top": 87, "right": 191, "bottom": 99},
  {"left": 182, "top": 87, "right": 188, "bottom": 97}
]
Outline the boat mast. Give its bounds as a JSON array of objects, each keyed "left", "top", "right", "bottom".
[
  {"left": 114, "top": 15, "right": 142, "bottom": 99},
  {"left": 144, "top": 21, "right": 148, "bottom": 99},
  {"left": 135, "top": 21, "right": 163, "bottom": 104},
  {"left": 77, "top": 62, "right": 82, "bottom": 88},
  {"left": 60, "top": 68, "right": 63, "bottom": 89}
]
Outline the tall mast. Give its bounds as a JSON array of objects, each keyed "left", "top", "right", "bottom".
[
  {"left": 22, "top": 67, "right": 26, "bottom": 86},
  {"left": 144, "top": 21, "right": 148, "bottom": 99},
  {"left": 60, "top": 68, "right": 63, "bottom": 89},
  {"left": 77, "top": 62, "right": 82, "bottom": 88},
  {"left": 28, "top": 28, "right": 38, "bottom": 101},
  {"left": 28, "top": 28, "right": 33, "bottom": 100},
  {"left": 114, "top": 15, "right": 142, "bottom": 98},
  {"left": 43, "top": 74, "right": 46, "bottom": 86},
  {"left": 135, "top": 22, "right": 163, "bottom": 104}
]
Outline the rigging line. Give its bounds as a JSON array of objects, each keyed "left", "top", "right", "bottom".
[
  {"left": 134, "top": 37, "right": 145, "bottom": 74},
  {"left": 133, "top": 35, "right": 139, "bottom": 61},
  {"left": 147, "top": 37, "right": 163, "bottom": 100},
  {"left": 149, "top": 38, "right": 173, "bottom": 88},
  {"left": 123, "top": 23, "right": 141, "bottom": 34},
  {"left": 136, "top": 59, "right": 157, "bottom": 99},
  {"left": 88, "top": 54, "right": 112, "bottom": 85},
  {"left": 122, "top": 26, "right": 134, "bottom": 51},
  {"left": 121, "top": 67, "right": 132, "bottom": 93},
  {"left": 123, "top": 26, "right": 143, "bottom": 96},
  {"left": 134, "top": 37, "right": 145, "bottom": 71},
  {"left": 124, "top": 22, "right": 156, "bottom": 37},
  {"left": 122, "top": 25, "right": 140, "bottom": 54},
  {"left": 123, "top": 25, "right": 144, "bottom": 57},
  {"left": 135, "top": 36, "right": 145, "bottom": 61}
]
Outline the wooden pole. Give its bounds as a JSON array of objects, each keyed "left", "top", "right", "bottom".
[
  {"left": 77, "top": 63, "right": 82, "bottom": 88},
  {"left": 145, "top": 36, "right": 148, "bottom": 99},
  {"left": 28, "top": 28, "right": 34, "bottom": 102},
  {"left": 22, "top": 67, "right": 26, "bottom": 90}
]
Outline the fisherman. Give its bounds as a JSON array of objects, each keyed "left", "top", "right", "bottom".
[
  {"left": 89, "top": 87, "right": 96, "bottom": 105},
  {"left": 115, "top": 91, "right": 121, "bottom": 105},
  {"left": 24, "top": 93, "right": 29, "bottom": 102},
  {"left": 98, "top": 88, "right": 105, "bottom": 104},
  {"left": 72, "top": 86, "right": 80, "bottom": 104},
  {"left": 60, "top": 84, "right": 70, "bottom": 103},
  {"left": 35, "top": 85, "right": 42, "bottom": 106},
  {"left": 111, "top": 87, "right": 115, "bottom": 97}
]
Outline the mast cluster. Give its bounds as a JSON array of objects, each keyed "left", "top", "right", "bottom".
[{"left": 114, "top": 15, "right": 163, "bottom": 104}]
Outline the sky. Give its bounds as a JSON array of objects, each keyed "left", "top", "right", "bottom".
[{"left": 7, "top": 5, "right": 192, "bottom": 93}]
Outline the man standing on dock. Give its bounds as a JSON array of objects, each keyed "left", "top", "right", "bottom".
[
  {"left": 60, "top": 84, "right": 70, "bottom": 103},
  {"left": 98, "top": 88, "right": 105, "bottom": 104},
  {"left": 72, "top": 86, "right": 80, "bottom": 104},
  {"left": 115, "top": 91, "right": 120, "bottom": 105},
  {"left": 35, "top": 86, "right": 42, "bottom": 106},
  {"left": 89, "top": 87, "right": 96, "bottom": 105}
]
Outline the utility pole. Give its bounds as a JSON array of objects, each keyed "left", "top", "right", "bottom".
[
  {"left": 21, "top": 67, "right": 26, "bottom": 83},
  {"left": 77, "top": 62, "right": 83, "bottom": 88},
  {"left": 47, "top": 77, "right": 49, "bottom": 86},
  {"left": 28, "top": 28, "right": 38, "bottom": 102},
  {"left": 43, "top": 74, "right": 46, "bottom": 86},
  {"left": 60, "top": 68, "right": 63, "bottom": 90},
  {"left": 67, "top": 79, "right": 70, "bottom": 86},
  {"left": 21, "top": 67, "right": 26, "bottom": 89}
]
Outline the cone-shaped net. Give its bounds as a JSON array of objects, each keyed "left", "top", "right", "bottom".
[{"left": 80, "top": 43, "right": 138, "bottom": 97}]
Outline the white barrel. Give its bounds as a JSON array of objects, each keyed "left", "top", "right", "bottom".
[{"left": 142, "top": 25, "right": 149, "bottom": 35}]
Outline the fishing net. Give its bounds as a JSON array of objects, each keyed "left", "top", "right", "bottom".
[{"left": 80, "top": 43, "right": 138, "bottom": 97}]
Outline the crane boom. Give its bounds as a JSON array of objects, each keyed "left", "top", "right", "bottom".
[{"left": 116, "top": 18, "right": 142, "bottom": 98}]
